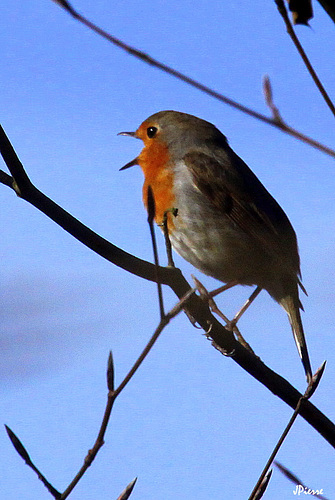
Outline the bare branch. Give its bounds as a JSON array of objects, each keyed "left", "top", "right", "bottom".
[
  {"left": 147, "top": 185, "right": 165, "bottom": 319},
  {"left": 275, "top": 0, "right": 335, "bottom": 118},
  {"left": 316, "top": 0, "right": 335, "bottom": 23},
  {"left": 60, "top": 290, "right": 194, "bottom": 498},
  {"left": 0, "top": 125, "right": 166, "bottom": 284},
  {"left": 275, "top": 462, "right": 329, "bottom": 499},
  {"left": 5, "top": 426, "right": 61, "bottom": 499},
  {"left": 263, "top": 76, "right": 285, "bottom": 124},
  {"left": 50, "top": 2, "right": 335, "bottom": 158},
  {"left": 0, "top": 169, "right": 14, "bottom": 188},
  {"left": 248, "top": 361, "right": 327, "bottom": 500},
  {"left": 116, "top": 478, "right": 138, "bottom": 500}
]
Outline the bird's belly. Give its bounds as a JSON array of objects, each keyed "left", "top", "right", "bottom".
[
  {"left": 166, "top": 162, "right": 281, "bottom": 288},
  {"left": 168, "top": 202, "right": 275, "bottom": 288}
]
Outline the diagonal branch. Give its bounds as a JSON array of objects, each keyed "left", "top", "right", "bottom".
[
  {"left": 116, "top": 478, "right": 138, "bottom": 500},
  {"left": 50, "top": 0, "right": 335, "bottom": 158},
  {"left": 275, "top": 461, "right": 330, "bottom": 499},
  {"left": 248, "top": 362, "right": 326, "bottom": 499},
  {"left": 5, "top": 426, "right": 61, "bottom": 499},
  {"left": 60, "top": 290, "right": 194, "bottom": 498},
  {"left": 6, "top": 289, "right": 194, "bottom": 499},
  {"left": 1, "top": 126, "right": 335, "bottom": 447},
  {"left": 275, "top": 0, "right": 335, "bottom": 118},
  {"left": 316, "top": 0, "right": 335, "bottom": 23}
]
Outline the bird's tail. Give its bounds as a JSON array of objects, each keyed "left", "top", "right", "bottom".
[{"left": 280, "top": 291, "right": 312, "bottom": 383}]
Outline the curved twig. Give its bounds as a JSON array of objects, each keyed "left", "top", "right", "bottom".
[{"left": 50, "top": 0, "right": 335, "bottom": 158}]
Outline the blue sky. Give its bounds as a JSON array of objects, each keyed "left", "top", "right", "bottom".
[{"left": 1, "top": 1, "right": 335, "bottom": 498}]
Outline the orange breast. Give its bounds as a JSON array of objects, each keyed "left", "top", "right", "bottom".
[{"left": 138, "top": 141, "right": 176, "bottom": 228}]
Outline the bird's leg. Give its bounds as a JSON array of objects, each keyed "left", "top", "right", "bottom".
[
  {"left": 192, "top": 275, "right": 235, "bottom": 323},
  {"left": 194, "top": 275, "right": 255, "bottom": 353},
  {"left": 227, "top": 286, "right": 262, "bottom": 330},
  {"left": 160, "top": 208, "right": 201, "bottom": 325},
  {"left": 193, "top": 277, "right": 238, "bottom": 327},
  {"left": 160, "top": 208, "right": 178, "bottom": 267},
  {"left": 193, "top": 276, "right": 260, "bottom": 354},
  {"left": 222, "top": 286, "right": 262, "bottom": 354},
  {"left": 192, "top": 276, "right": 244, "bottom": 340},
  {"left": 207, "top": 280, "right": 240, "bottom": 298}
]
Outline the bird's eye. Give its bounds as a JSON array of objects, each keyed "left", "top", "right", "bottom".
[{"left": 147, "top": 126, "right": 158, "bottom": 138}]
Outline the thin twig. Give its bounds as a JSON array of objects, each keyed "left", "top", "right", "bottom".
[
  {"left": 274, "top": 462, "right": 329, "bottom": 500},
  {"left": 116, "top": 477, "right": 138, "bottom": 500},
  {"left": 263, "top": 76, "right": 284, "bottom": 123},
  {"left": 248, "top": 361, "right": 326, "bottom": 500},
  {"left": 61, "top": 289, "right": 194, "bottom": 498},
  {"left": 275, "top": 0, "right": 335, "bottom": 118},
  {"left": 50, "top": 1, "right": 335, "bottom": 158},
  {"left": 249, "top": 397, "right": 306, "bottom": 500},
  {"left": 115, "top": 288, "right": 195, "bottom": 398},
  {"left": 4, "top": 426, "right": 61, "bottom": 499},
  {"left": 251, "top": 469, "right": 273, "bottom": 500},
  {"left": 147, "top": 185, "right": 165, "bottom": 319},
  {"left": 162, "top": 210, "right": 176, "bottom": 267}
]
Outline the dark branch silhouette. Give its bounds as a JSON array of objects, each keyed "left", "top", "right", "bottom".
[
  {"left": 4, "top": 426, "right": 61, "bottom": 499},
  {"left": 275, "top": 0, "right": 335, "bottom": 117},
  {"left": 316, "top": 0, "right": 335, "bottom": 23}
]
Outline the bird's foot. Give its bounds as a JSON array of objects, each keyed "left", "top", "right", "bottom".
[
  {"left": 192, "top": 275, "right": 230, "bottom": 323},
  {"left": 192, "top": 275, "right": 256, "bottom": 354}
]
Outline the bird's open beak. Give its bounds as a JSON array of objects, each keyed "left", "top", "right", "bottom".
[
  {"left": 118, "top": 131, "right": 140, "bottom": 170},
  {"left": 119, "top": 157, "right": 139, "bottom": 171},
  {"left": 118, "top": 131, "right": 137, "bottom": 137}
]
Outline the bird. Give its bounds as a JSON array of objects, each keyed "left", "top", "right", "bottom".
[{"left": 119, "top": 110, "right": 312, "bottom": 382}]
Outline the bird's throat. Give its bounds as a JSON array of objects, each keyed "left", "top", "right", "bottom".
[{"left": 138, "top": 143, "right": 176, "bottom": 227}]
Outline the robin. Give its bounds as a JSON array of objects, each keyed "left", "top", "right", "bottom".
[{"left": 119, "top": 110, "right": 312, "bottom": 382}]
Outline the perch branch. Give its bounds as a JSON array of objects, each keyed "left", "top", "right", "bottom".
[{"left": 1, "top": 126, "right": 335, "bottom": 447}]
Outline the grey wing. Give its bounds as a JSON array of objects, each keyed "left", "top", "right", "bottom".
[{"left": 183, "top": 148, "right": 301, "bottom": 277}]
